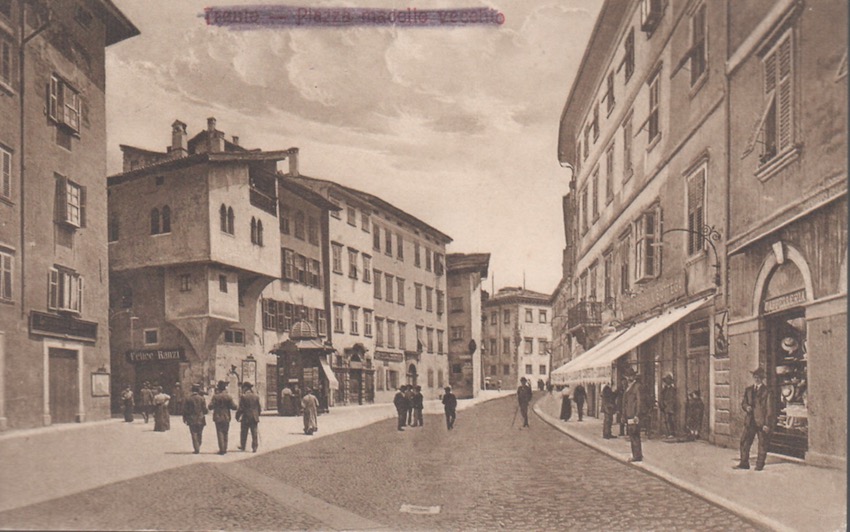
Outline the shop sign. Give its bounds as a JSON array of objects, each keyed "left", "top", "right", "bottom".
[
  {"left": 374, "top": 351, "right": 403, "bottom": 363},
  {"left": 620, "top": 278, "right": 686, "bottom": 320},
  {"left": 126, "top": 348, "right": 186, "bottom": 364},
  {"left": 763, "top": 289, "right": 806, "bottom": 314},
  {"left": 29, "top": 311, "right": 98, "bottom": 342}
]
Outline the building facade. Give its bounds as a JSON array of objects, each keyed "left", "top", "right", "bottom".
[
  {"left": 0, "top": 1, "right": 137, "bottom": 429},
  {"left": 446, "top": 253, "right": 490, "bottom": 399},
  {"left": 724, "top": 0, "right": 847, "bottom": 467},
  {"left": 482, "top": 288, "right": 552, "bottom": 391}
]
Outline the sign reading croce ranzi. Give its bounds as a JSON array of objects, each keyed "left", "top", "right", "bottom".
[{"left": 125, "top": 348, "right": 186, "bottom": 364}]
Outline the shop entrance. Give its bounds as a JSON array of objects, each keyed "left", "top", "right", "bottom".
[
  {"left": 407, "top": 364, "right": 418, "bottom": 386},
  {"left": 133, "top": 362, "right": 180, "bottom": 397},
  {"left": 49, "top": 348, "right": 78, "bottom": 424},
  {"left": 765, "top": 308, "right": 808, "bottom": 458}
]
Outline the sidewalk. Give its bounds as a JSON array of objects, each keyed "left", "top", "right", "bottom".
[
  {"left": 1, "top": 390, "right": 512, "bottom": 514},
  {"left": 534, "top": 393, "right": 846, "bottom": 532}
]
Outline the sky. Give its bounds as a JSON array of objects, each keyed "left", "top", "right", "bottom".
[{"left": 106, "top": 0, "right": 602, "bottom": 295}]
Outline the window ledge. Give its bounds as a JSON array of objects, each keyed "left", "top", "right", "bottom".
[
  {"left": 0, "top": 195, "right": 14, "bottom": 207},
  {"left": 755, "top": 144, "right": 802, "bottom": 183},
  {"left": 0, "top": 79, "right": 15, "bottom": 97},
  {"left": 685, "top": 249, "right": 708, "bottom": 267},
  {"left": 688, "top": 71, "right": 709, "bottom": 99},
  {"left": 647, "top": 133, "right": 662, "bottom": 153}
]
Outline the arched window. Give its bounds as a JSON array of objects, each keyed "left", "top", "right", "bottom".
[
  {"left": 161, "top": 206, "right": 171, "bottom": 233},
  {"left": 227, "top": 207, "right": 235, "bottom": 235},
  {"left": 150, "top": 208, "right": 160, "bottom": 235},
  {"left": 257, "top": 220, "right": 264, "bottom": 246},
  {"left": 220, "top": 204, "right": 228, "bottom": 233},
  {"left": 250, "top": 217, "right": 257, "bottom": 244}
]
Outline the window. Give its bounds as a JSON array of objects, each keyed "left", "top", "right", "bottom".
[
  {"left": 294, "top": 210, "right": 305, "bottom": 240},
  {"left": 49, "top": 75, "right": 81, "bottom": 133},
  {"left": 619, "top": 232, "right": 631, "bottom": 294},
  {"left": 640, "top": 0, "right": 664, "bottom": 34},
  {"left": 349, "top": 306, "right": 359, "bottom": 335},
  {"left": 397, "top": 277, "right": 405, "bottom": 305},
  {"left": 396, "top": 234, "right": 403, "bottom": 260},
  {"left": 329, "top": 197, "right": 341, "bottom": 218},
  {"left": 373, "top": 224, "right": 380, "bottom": 251},
  {"left": 583, "top": 124, "right": 591, "bottom": 160},
  {"left": 219, "top": 274, "right": 228, "bottom": 292},
  {"left": 503, "top": 364, "right": 510, "bottom": 376},
  {"left": 361, "top": 211, "right": 370, "bottom": 232},
  {"left": 690, "top": 3, "right": 707, "bottom": 85},
  {"left": 605, "top": 70, "right": 615, "bottom": 114},
  {"left": 425, "top": 286, "right": 433, "bottom": 312},
  {"left": 605, "top": 144, "right": 615, "bottom": 204},
  {"left": 503, "top": 309, "right": 510, "bottom": 324},
  {"left": 384, "top": 229, "right": 392, "bottom": 256},
  {"left": 281, "top": 249, "right": 294, "bottom": 280},
  {"left": 363, "top": 309, "right": 373, "bottom": 337},
  {"left": 687, "top": 165, "right": 707, "bottom": 256},
  {"left": 310, "top": 259, "right": 322, "bottom": 289},
  {"left": 347, "top": 205, "right": 356, "bottom": 226},
  {"left": 55, "top": 175, "right": 85, "bottom": 228},
  {"left": 755, "top": 31, "right": 794, "bottom": 166},
  {"left": 648, "top": 71, "right": 661, "bottom": 143},
  {"left": 437, "top": 369, "right": 444, "bottom": 388},
  {"left": 386, "top": 320, "right": 395, "bottom": 348},
  {"left": 539, "top": 339, "right": 549, "bottom": 354},
  {"left": 220, "top": 205, "right": 232, "bottom": 234},
  {"left": 308, "top": 217, "right": 318, "bottom": 245},
  {"left": 362, "top": 255, "right": 372, "bottom": 283},
  {"left": 591, "top": 168, "right": 599, "bottom": 221},
  {"left": 144, "top": 329, "right": 159, "bottom": 346},
  {"left": 226, "top": 207, "right": 234, "bottom": 234},
  {"left": 333, "top": 303, "right": 344, "bottom": 333},
  {"left": 279, "top": 205, "right": 290, "bottom": 234},
  {"left": 623, "top": 113, "right": 634, "bottom": 180},
  {"left": 179, "top": 273, "right": 191, "bottom": 292},
  {"left": 250, "top": 217, "right": 263, "bottom": 245},
  {"left": 280, "top": 303, "right": 293, "bottom": 332},
  {"left": 331, "top": 243, "right": 343, "bottom": 274},
  {"left": 580, "top": 185, "right": 589, "bottom": 234},
  {"left": 688, "top": 319, "right": 711, "bottom": 349},
  {"left": 374, "top": 270, "right": 383, "bottom": 299},
  {"left": 539, "top": 365, "right": 547, "bottom": 375},
  {"left": 426, "top": 328, "right": 434, "bottom": 353},
  {"left": 317, "top": 309, "right": 327, "bottom": 336},
  {"left": 262, "top": 299, "right": 277, "bottom": 330},
  {"left": 416, "top": 325, "right": 424, "bottom": 351},
  {"left": 592, "top": 103, "right": 600, "bottom": 142},
  {"left": 490, "top": 339, "right": 497, "bottom": 356},
  {"left": 379, "top": 273, "right": 393, "bottom": 303},
  {"left": 150, "top": 208, "right": 160, "bottom": 235},
  {"left": 525, "top": 364, "right": 533, "bottom": 375},
  {"left": 589, "top": 262, "right": 598, "bottom": 301},
  {"left": 525, "top": 309, "right": 533, "bottom": 322},
  {"left": 450, "top": 297, "right": 463, "bottom": 313},
  {"left": 0, "top": 251, "right": 12, "bottom": 301},
  {"left": 490, "top": 312, "right": 497, "bottom": 325},
  {"left": 414, "top": 242, "right": 421, "bottom": 267},
  {"left": 108, "top": 216, "right": 119, "bottom": 242},
  {"left": 490, "top": 365, "right": 497, "bottom": 376},
  {"left": 437, "top": 330, "right": 444, "bottom": 354},
  {"left": 414, "top": 283, "right": 422, "bottom": 309},
  {"left": 452, "top": 364, "right": 462, "bottom": 374},
  {"left": 603, "top": 251, "right": 614, "bottom": 302},
  {"left": 223, "top": 329, "right": 245, "bottom": 345},
  {"left": 436, "top": 290, "right": 444, "bottom": 314},
  {"left": 348, "top": 248, "right": 359, "bottom": 279},
  {"left": 451, "top": 326, "right": 464, "bottom": 341},
  {"left": 0, "top": 34, "right": 12, "bottom": 90},
  {"left": 539, "top": 310, "right": 548, "bottom": 324},
  {"left": 398, "top": 322, "right": 407, "bottom": 349},
  {"left": 635, "top": 205, "right": 662, "bottom": 281},
  {"left": 503, "top": 338, "right": 511, "bottom": 354},
  {"left": 1, "top": 145, "right": 10, "bottom": 200},
  {"left": 435, "top": 253, "right": 444, "bottom": 276},
  {"left": 375, "top": 317, "right": 384, "bottom": 347},
  {"left": 623, "top": 28, "right": 635, "bottom": 81},
  {"left": 387, "top": 370, "right": 399, "bottom": 391},
  {"left": 524, "top": 338, "right": 533, "bottom": 354},
  {"left": 425, "top": 248, "right": 432, "bottom": 271}
]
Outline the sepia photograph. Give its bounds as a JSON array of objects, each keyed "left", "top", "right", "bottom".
[{"left": 0, "top": 0, "right": 846, "bottom": 530}]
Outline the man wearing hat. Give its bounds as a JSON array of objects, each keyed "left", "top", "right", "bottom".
[
  {"left": 236, "top": 382, "right": 262, "bottom": 452},
  {"left": 734, "top": 367, "right": 775, "bottom": 471},
  {"left": 516, "top": 377, "right": 533, "bottom": 428},
  {"left": 208, "top": 381, "right": 238, "bottom": 454},
  {"left": 442, "top": 386, "right": 458, "bottom": 430},
  {"left": 622, "top": 367, "right": 643, "bottom": 462},
  {"left": 659, "top": 373, "right": 678, "bottom": 439},
  {"left": 139, "top": 382, "right": 154, "bottom": 424},
  {"left": 182, "top": 384, "right": 208, "bottom": 454}
]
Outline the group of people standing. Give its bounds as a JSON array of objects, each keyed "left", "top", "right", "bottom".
[
  {"left": 184, "top": 381, "right": 263, "bottom": 455},
  {"left": 121, "top": 382, "right": 172, "bottom": 432},
  {"left": 393, "top": 384, "right": 426, "bottom": 431}
]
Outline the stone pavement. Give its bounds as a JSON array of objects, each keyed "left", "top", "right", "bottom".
[
  {"left": 0, "top": 390, "right": 512, "bottom": 514},
  {"left": 535, "top": 393, "right": 847, "bottom": 532}
]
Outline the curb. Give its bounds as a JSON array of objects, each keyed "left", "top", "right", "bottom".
[{"left": 533, "top": 402, "right": 794, "bottom": 532}]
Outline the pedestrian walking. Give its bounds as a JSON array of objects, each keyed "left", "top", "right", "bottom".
[
  {"left": 153, "top": 385, "right": 171, "bottom": 432},
  {"left": 659, "top": 373, "right": 678, "bottom": 439},
  {"left": 685, "top": 390, "right": 705, "bottom": 440},
  {"left": 734, "top": 367, "right": 775, "bottom": 471},
  {"left": 169, "top": 382, "right": 184, "bottom": 416},
  {"left": 121, "top": 385, "right": 134, "bottom": 422},
  {"left": 412, "top": 385, "right": 424, "bottom": 427},
  {"left": 616, "top": 377, "right": 627, "bottom": 436},
  {"left": 182, "top": 384, "right": 207, "bottom": 454},
  {"left": 405, "top": 384, "right": 415, "bottom": 426},
  {"left": 601, "top": 382, "right": 616, "bottom": 439},
  {"left": 236, "top": 382, "right": 262, "bottom": 451},
  {"left": 442, "top": 386, "right": 457, "bottom": 430},
  {"left": 300, "top": 387, "right": 319, "bottom": 436},
  {"left": 573, "top": 383, "right": 587, "bottom": 421},
  {"left": 517, "top": 377, "right": 533, "bottom": 428},
  {"left": 393, "top": 386, "right": 408, "bottom": 431},
  {"left": 139, "top": 382, "right": 154, "bottom": 423},
  {"left": 622, "top": 367, "right": 643, "bottom": 462},
  {"left": 208, "top": 380, "right": 237, "bottom": 454},
  {"left": 559, "top": 385, "right": 572, "bottom": 421}
]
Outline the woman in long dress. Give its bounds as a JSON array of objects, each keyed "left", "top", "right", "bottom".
[
  {"left": 559, "top": 385, "right": 572, "bottom": 421},
  {"left": 302, "top": 388, "right": 319, "bottom": 435},
  {"left": 121, "top": 386, "right": 135, "bottom": 422},
  {"left": 153, "top": 386, "right": 171, "bottom": 432}
]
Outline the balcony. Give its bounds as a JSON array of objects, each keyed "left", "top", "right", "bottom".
[
  {"left": 567, "top": 300, "right": 602, "bottom": 332},
  {"left": 250, "top": 187, "right": 277, "bottom": 216}
]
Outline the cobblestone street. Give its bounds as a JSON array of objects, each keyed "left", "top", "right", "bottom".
[{"left": 0, "top": 395, "right": 760, "bottom": 531}]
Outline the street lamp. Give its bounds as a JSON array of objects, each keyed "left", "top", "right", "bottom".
[{"left": 660, "top": 224, "right": 722, "bottom": 287}]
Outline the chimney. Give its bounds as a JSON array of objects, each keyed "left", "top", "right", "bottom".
[
  {"left": 207, "top": 117, "right": 216, "bottom": 132},
  {"left": 170, "top": 120, "right": 188, "bottom": 158},
  {"left": 206, "top": 117, "right": 224, "bottom": 153},
  {"left": 231, "top": 136, "right": 239, "bottom": 146},
  {"left": 288, "top": 148, "right": 299, "bottom": 176}
]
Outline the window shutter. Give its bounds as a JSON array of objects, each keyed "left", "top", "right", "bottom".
[
  {"left": 54, "top": 174, "right": 67, "bottom": 223},
  {"left": 654, "top": 206, "right": 663, "bottom": 277},
  {"left": 48, "top": 77, "right": 58, "bottom": 121},
  {"left": 777, "top": 37, "right": 793, "bottom": 151},
  {"left": 77, "top": 276, "right": 84, "bottom": 313},
  {"left": 1, "top": 149, "right": 10, "bottom": 198},
  {"left": 48, "top": 268, "right": 58, "bottom": 310},
  {"left": 79, "top": 185, "right": 87, "bottom": 228},
  {"left": 764, "top": 50, "right": 777, "bottom": 94}
]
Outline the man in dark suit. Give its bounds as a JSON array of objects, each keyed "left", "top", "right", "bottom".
[
  {"left": 573, "top": 383, "right": 587, "bottom": 421},
  {"left": 601, "top": 383, "right": 616, "bottom": 439},
  {"left": 622, "top": 367, "right": 643, "bottom": 462},
  {"left": 236, "top": 382, "right": 262, "bottom": 452},
  {"left": 208, "top": 380, "right": 237, "bottom": 455},
  {"left": 516, "top": 377, "right": 533, "bottom": 428},
  {"left": 734, "top": 367, "right": 775, "bottom": 471},
  {"left": 182, "top": 384, "right": 208, "bottom": 454},
  {"left": 442, "top": 386, "right": 458, "bottom": 430}
]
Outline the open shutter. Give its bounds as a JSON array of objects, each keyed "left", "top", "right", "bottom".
[
  {"left": 48, "top": 268, "right": 58, "bottom": 310},
  {"left": 777, "top": 37, "right": 793, "bottom": 151},
  {"left": 79, "top": 185, "right": 87, "bottom": 228},
  {"left": 1, "top": 149, "right": 10, "bottom": 198},
  {"left": 77, "top": 276, "right": 84, "bottom": 313},
  {"left": 54, "top": 174, "right": 67, "bottom": 223},
  {"left": 48, "top": 76, "right": 58, "bottom": 121}
]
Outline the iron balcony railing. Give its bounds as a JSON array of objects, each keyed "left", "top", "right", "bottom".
[{"left": 567, "top": 300, "right": 602, "bottom": 331}]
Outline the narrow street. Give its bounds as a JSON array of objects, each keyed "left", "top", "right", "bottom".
[{"left": 0, "top": 395, "right": 758, "bottom": 531}]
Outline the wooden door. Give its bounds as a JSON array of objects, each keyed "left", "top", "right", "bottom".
[{"left": 49, "top": 348, "right": 78, "bottom": 424}]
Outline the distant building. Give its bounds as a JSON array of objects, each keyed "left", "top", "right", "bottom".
[
  {"left": 446, "top": 253, "right": 490, "bottom": 399},
  {"left": 0, "top": 1, "right": 137, "bottom": 429},
  {"left": 482, "top": 288, "right": 552, "bottom": 390}
]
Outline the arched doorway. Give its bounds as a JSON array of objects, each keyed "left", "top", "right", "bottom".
[{"left": 407, "top": 363, "right": 418, "bottom": 386}]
